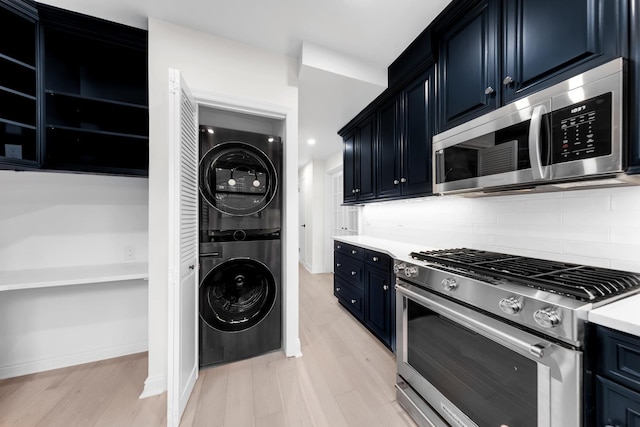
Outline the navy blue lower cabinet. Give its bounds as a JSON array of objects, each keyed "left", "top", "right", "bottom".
[
  {"left": 333, "top": 241, "right": 395, "bottom": 351},
  {"left": 597, "top": 376, "right": 640, "bottom": 427},
  {"left": 595, "top": 325, "right": 640, "bottom": 426},
  {"left": 364, "top": 265, "right": 393, "bottom": 349}
]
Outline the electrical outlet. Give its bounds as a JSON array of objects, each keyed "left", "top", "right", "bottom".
[{"left": 124, "top": 245, "right": 136, "bottom": 260}]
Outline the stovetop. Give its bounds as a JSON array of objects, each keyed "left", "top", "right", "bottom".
[{"left": 410, "top": 248, "right": 640, "bottom": 303}]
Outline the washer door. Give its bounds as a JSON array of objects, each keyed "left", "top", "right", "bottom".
[
  {"left": 199, "top": 142, "right": 277, "bottom": 216},
  {"left": 200, "top": 258, "right": 277, "bottom": 332}
]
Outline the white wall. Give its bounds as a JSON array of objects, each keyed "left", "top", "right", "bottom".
[
  {"left": 361, "top": 186, "right": 640, "bottom": 272},
  {"left": 299, "top": 159, "right": 327, "bottom": 273},
  {"left": 147, "top": 18, "right": 300, "bottom": 396},
  {"left": 0, "top": 171, "right": 149, "bottom": 378}
]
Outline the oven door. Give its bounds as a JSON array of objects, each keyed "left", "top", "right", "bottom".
[{"left": 396, "top": 280, "right": 582, "bottom": 427}]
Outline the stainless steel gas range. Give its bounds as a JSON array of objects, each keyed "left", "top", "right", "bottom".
[{"left": 394, "top": 248, "right": 640, "bottom": 427}]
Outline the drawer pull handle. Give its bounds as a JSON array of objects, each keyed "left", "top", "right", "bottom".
[
  {"left": 383, "top": 285, "right": 389, "bottom": 291},
  {"left": 351, "top": 271, "right": 356, "bottom": 276},
  {"left": 336, "top": 263, "right": 341, "bottom": 267},
  {"left": 351, "top": 299, "right": 356, "bottom": 304},
  {"left": 351, "top": 250, "right": 357, "bottom": 254},
  {"left": 372, "top": 256, "right": 379, "bottom": 262},
  {"left": 337, "top": 245, "right": 341, "bottom": 249},
  {"left": 393, "top": 179, "right": 399, "bottom": 185},
  {"left": 336, "top": 287, "right": 341, "bottom": 291}
]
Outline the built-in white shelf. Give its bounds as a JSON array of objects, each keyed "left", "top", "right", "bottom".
[{"left": 0, "top": 262, "right": 148, "bottom": 292}]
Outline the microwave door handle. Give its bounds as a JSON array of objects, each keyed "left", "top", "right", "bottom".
[{"left": 529, "top": 104, "right": 548, "bottom": 180}]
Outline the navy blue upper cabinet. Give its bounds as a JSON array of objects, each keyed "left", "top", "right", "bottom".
[
  {"left": 378, "top": 68, "right": 435, "bottom": 199},
  {"left": 437, "top": 0, "right": 625, "bottom": 132},
  {"left": 402, "top": 68, "right": 435, "bottom": 197},
  {"left": 377, "top": 95, "right": 401, "bottom": 198},
  {"left": 438, "top": 0, "right": 499, "bottom": 131},
  {"left": 343, "top": 117, "right": 376, "bottom": 203},
  {"left": 502, "top": 0, "right": 624, "bottom": 104}
]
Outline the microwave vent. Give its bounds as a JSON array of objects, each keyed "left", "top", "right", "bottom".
[{"left": 478, "top": 140, "right": 518, "bottom": 176}]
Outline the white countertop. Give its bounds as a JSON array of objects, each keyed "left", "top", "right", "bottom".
[
  {"left": 589, "top": 294, "right": 640, "bottom": 337},
  {"left": 333, "top": 235, "right": 439, "bottom": 264},
  {"left": 0, "top": 262, "right": 148, "bottom": 292}
]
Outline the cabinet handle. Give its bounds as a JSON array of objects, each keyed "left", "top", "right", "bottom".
[
  {"left": 503, "top": 75, "right": 514, "bottom": 85},
  {"left": 400, "top": 177, "right": 407, "bottom": 183},
  {"left": 351, "top": 250, "right": 357, "bottom": 254},
  {"left": 336, "top": 263, "right": 341, "bottom": 267},
  {"left": 351, "top": 189, "right": 356, "bottom": 194},
  {"left": 189, "top": 264, "right": 195, "bottom": 270},
  {"left": 355, "top": 188, "right": 360, "bottom": 193},
  {"left": 372, "top": 256, "right": 379, "bottom": 262},
  {"left": 337, "top": 245, "right": 341, "bottom": 249},
  {"left": 484, "top": 86, "right": 495, "bottom": 95},
  {"left": 351, "top": 299, "right": 357, "bottom": 304},
  {"left": 351, "top": 271, "right": 357, "bottom": 276},
  {"left": 393, "top": 179, "right": 399, "bottom": 185},
  {"left": 336, "top": 287, "right": 341, "bottom": 291},
  {"left": 383, "top": 284, "right": 389, "bottom": 291}
]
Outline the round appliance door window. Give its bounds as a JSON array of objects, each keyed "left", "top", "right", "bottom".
[
  {"left": 200, "top": 258, "right": 277, "bottom": 332},
  {"left": 199, "top": 142, "right": 277, "bottom": 216}
]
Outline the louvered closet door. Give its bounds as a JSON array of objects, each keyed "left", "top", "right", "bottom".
[{"left": 167, "top": 69, "right": 198, "bottom": 427}]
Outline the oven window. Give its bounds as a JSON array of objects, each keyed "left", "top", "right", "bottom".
[{"left": 407, "top": 300, "right": 537, "bottom": 426}]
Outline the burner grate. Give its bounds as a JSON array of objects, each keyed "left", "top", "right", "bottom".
[{"left": 410, "top": 248, "right": 640, "bottom": 302}]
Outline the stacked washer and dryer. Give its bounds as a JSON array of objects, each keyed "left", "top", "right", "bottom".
[{"left": 198, "top": 125, "right": 282, "bottom": 367}]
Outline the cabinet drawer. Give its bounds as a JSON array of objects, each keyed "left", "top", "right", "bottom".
[
  {"left": 334, "top": 252, "right": 363, "bottom": 286},
  {"left": 334, "top": 241, "right": 364, "bottom": 260},
  {"left": 596, "top": 375, "right": 640, "bottom": 427},
  {"left": 598, "top": 326, "right": 640, "bottom": 394},
  {"left": 365, "top": 249, "right": 391, "bottom": 269},
  {"left": 335, "top": 276, "right": 364, "bottom": 320}
]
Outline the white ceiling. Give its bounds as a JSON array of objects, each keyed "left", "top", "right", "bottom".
[{"left": 37, "top": 0, "right": 452, "bottom": 166}]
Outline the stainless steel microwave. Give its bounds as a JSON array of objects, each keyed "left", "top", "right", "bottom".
[{"left": 433, "top": 58, "right": 638, "bottom": 196}]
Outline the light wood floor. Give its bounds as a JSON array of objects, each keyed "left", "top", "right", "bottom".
[{"left": 1, "top": 265, "right": 416, "bottom": 427}]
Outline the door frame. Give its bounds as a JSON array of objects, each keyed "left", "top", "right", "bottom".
[
  {"left": 165, "top": 86, "right": 302, "bottom": 424},
  {"left": 190, "top": 88, "right": 302, "bottom": 359}
]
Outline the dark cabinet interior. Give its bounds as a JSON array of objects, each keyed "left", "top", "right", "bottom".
[
  {"left": 333, "top": 241, "right": 395, "bottom": 350},
  {"left": 40, "top": 5, "right": 148, "bottom": 176},
  {"left": 0, "top": 0, "right": 39, "bottom": 166},
  {"left": 0, "top": 0, "right": 148, "bottom": 176}
]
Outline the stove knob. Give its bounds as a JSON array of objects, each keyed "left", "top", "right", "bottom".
[
  {"left": 404, "top": 266, "right": 418, "bottom": 278},
  {"left": 441, "top": 278, "right": 457, "bottom": 292},
  {"left": 499, "top": 297, "right": 523, "bottom": 315},
  {"left": 393, "top": 263, "right": 407, "bottom": 274},
  {"left": 534, "top": 308, "right": 562, "bottom": 328}
]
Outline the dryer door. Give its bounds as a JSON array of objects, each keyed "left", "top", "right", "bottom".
[
  {"left": 200, "top": 258, "right": 277, "bottom": 332},
  {"left": 199, "top": 142, "right": 277, "bottom": 216}
]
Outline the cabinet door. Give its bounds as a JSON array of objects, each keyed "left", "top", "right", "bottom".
[
  {"left": 342, "top": 133, "right": 357, "bottom": 203},
  {"left": 377, "top": 96, "right": 401, "bottom": 198},
  {"left": 627, "top": 0, "right": 640, "bottom": 173},
  {"left": 597, "top": 376, "right": 640, "bottom": 427},
  {"left": 357, "top": 117, "right": 376, "bottom": 201},
  {"left": 402, "top": 67, "right": 435, "bottom": 197},
  {"left": 438, "top": 0, "right": 498, "bottom": 131},
  {"left": 502, "top": 0, "right": 623, "bottom": 103},
  {"left": 364, "top": 266, "right": 392, "bottom": 348},
  {"left": 0, "top": 1, "right": 40, "bottom": 168}
]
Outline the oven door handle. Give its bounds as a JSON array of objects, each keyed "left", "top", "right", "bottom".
[{"left": 396, "top": 284, "right": 548, "bottom": 359}]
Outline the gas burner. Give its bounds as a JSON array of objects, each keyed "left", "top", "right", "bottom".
[{"left": 411, "top": 248, "right": 640, "bottom": 302}]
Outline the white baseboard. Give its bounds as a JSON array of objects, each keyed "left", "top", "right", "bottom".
[
  {"left": 0, "top": 341, "right": 148, "bottom": 380},
  {"left": 140, "top": 373, "right": 167, "bottom": 399}
]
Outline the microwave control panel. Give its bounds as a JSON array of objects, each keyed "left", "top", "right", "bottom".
[{"left": 551, "top": 92, "right": 612, "bottom": 163}]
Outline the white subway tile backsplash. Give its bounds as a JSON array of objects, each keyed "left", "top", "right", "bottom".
[
  {"left": 361, "top": 186, "right": 640, "bottom": 268},
  {"left": 609, "top": 227, "right": 640, "bottom": 245}
]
